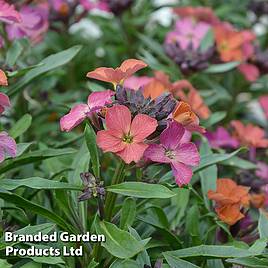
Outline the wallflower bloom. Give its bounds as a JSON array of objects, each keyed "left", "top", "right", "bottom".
[
  {"left": 208, "top": 178, "right": 250, "bottom": 225},
  {"left": 172, "top": 80, "right": 211, "bottom": 119},
  {"left": 87, "top": 59, "right": 147, "bottom": 86},
  {"left": 205, "top": 127, "right": 239, "bottom": 149},
  {"left": 60, "top": 90, "right": 114, "bottom": 132},
  {"left": 143, "top": 71, "right": 173, "bottom": 99},
  {"left": 123, "top": 76, "right": 152, "bottom": 90},
  {"left": 231, "top": 120, "right": 268, "bottom": 148},
  {"left": 79, "top": 0, "right": 109, "bottom": 12},
  {"left": 6, "top": 4, "right": 49, "bottom": 43},
  {"left": 165, "top": 18, "right": 210, "bottom": 50},
  {"left": 49, "top": 0, "right": 69, "bottom": 15},
  {"left": 259, "top": 95, "right": 268, "bottom": 119},
  {"left": 0, "top": 93, "right": 11, "bottom": 114},
  {"left": 0, "top": 0, "right": 21, "bottom": 24},
  {"left": 0, "top": 69, "right": 8, "bottom": 86},
  {"left": 96, "top": 105, "right": 158, "bottom": 164},
  {"left": 172, "top": 101, "right": 205, "bottom": 133},
  {"left": 214, "top": 24, "right": 255, "bottom": 62},
  {"left": 0, "top": 132, "right": 16, "bottom": 163},
  {"left": 256, "top": 162, "right": 268, "bottom": 181},
  {"left": 144, "top": 121, "right": 200, "bottom": 186}
]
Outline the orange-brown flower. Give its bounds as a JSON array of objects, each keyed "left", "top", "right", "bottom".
[
  {"left": 250, "top": 193, "right": 266, "bottom": 209},
  {"left": 0, "top": 69, "right": 8, "bottom": 86},
  {"left": 172, "top": 101, "right": 205, "bottom": 133},
  {"left": 143, "top": 71, "right": 173, "bottom": 99},
  {"left": 172, "top": 80, "right": 210, "bottom": 119},
  {"left": 208, "top": 178, "right": 250, "bottom": 225},
  {"left": 86, "top": 59, "right": 147, "bottom": 86},
  {"left": 214, "top": 24, "right": 255, "bottom": 62},
  {"left": 231, "top": 120, "right": 268, "bottom": 148}
]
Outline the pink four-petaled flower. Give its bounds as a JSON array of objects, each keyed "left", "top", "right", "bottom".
[
  {"left": 96, "top": 105, "right": 158, "bottom": 164},
  {"left": 0, "top": 132, "right": 16, "bottom": 163},
  {"left": 144, "top": 121, "right": 200, "bottom": 186},
  {"left": 0, "top": 0, "right": 21, "bottom": 24},
  {"left": 60, "top": 90, "right": 114, "bottom": 132}
]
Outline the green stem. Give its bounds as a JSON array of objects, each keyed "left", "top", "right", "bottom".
[{"left": 91, "top": 160, "right": 126, "bottom": 263}]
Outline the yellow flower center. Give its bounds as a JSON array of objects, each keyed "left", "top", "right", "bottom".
[
  {"left": 122, "top": 133, "right": 133, "bottom": 144},
  {"left": 165, "top": 150, "right": 176, "bottom": 159}
]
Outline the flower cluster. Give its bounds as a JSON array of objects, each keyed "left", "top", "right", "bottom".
[
  {"left": 61, "top": 59, "right": 202, "bottom": 187},
  {"left": 164, "top": 6, "right": 268, "bottom": 81}
]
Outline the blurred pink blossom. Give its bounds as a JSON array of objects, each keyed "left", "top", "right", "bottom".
[
  {"left": 165, "top": 18, "right": 210, "bottom": 50},
  {"left": 0, "top": 132, "right": 16, "bottom": 163},
  {"left": 0, "top": 93, "right": 11, "bottom": 114},
  {"left": 259, "top": 95, "right": 268, "bottom": 119},
  {"left": 79, "top": 0, "right": 109, "bottom": 11},
  {"left": 124, "top": 76, "right": 152, "bottom": 90},
  {"left": 6, "top": 3, "right": 49, "bottom": 44},
  {"left": 0, "top": 0, "right": 21, "bottom": 24}
]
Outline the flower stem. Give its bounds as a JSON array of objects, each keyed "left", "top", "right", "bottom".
[
  {"left": 104, "top": 160, "right": 126, "bottom": 221},
  {"left": 91, "top": 159, "right": 126, "bottom": 263}
]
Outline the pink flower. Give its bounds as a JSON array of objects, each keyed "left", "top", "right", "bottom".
[
  {"left": 205, "top": 127, "right": 239, "bottom": 149},
  {"left": 123, "top": 76, "right": 152, "bottom": 90},
  {"left": 6, "top": 4, "right": 49, "bottom": 44},
  {"left": 0, "top": 69, "right": 8, "bottom": 86},
  {"left": 49, "top": 0, "right": 69, "bottom": 15},
  {"left": 0, "top": 131, "right": 16, "bottom": 163},
  {"left": 256, "top": 162, "right": 268, "bottom": 182},
  {"left": 60, "top": 90, "right": 114, "bottom": 132},
  {"left": 0, "top": 93, "right": 11, "bottom": 114},
  {"left": 79, "top": 0, "right": 109, "bottom": 12},
  {"left": 259, "top": 95, "right": 268, "bottom": 119},
  {"left": 0, "top": 0, "right": 21, "bottom": 24},
  {"left": 144, "top": 121, "right": 200, "bottom": 186},
  {"left": 238, "top": 63, "right": 260, "bottom": 82},
  {"left": 96, "top": 105, "right": 158, "bottom": 164},
  {"left": 165, "top": 18, "right": 210, "bottom": 50}
]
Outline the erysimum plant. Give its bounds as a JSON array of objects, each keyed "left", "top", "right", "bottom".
[{"left": 1, "top": 0, "right": 268, "bottom": 268}]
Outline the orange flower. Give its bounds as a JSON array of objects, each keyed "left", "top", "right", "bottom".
[
  {"left": 214, "top": 24, "right": 255, "bottom": 62},
  {"left": 231, "top": 120, "right": 268, "bottom": 148},
  {"left": 86, "top": 59, "right": 147, "bottom": 86},
  {"left": 172, "top": 80, "right": 210, "bottom": 119},
  {"left": 250, "top": 193, "right": 266, "bottom": 209},
  {"left": 0, "top": 69, "right": 8, "bottom": 86},
  {"left": 143, "top": 71, "right": 173, "bottom": 99},
  {"left": 208, "top": 178, "right": 250, "bottom": 225},
  {"left": 172, "top": 101, "right": 205, "bottom": 133}
]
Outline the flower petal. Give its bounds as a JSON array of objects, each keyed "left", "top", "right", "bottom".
[
  {"left": 120, "top": 59, "right": 147, "bottom": 77},
  {"left": 171, "top": 162, "right": 193, "bottom": 186},
  {"left": 87, "top": 67, "right": 124, "bottom": 84},
  {"left": 0, "top": 131, "right": 16, "bottom": 162},
  {"left": 160, "top": 121, "right": 185, "bottom": 150},
  {"left": 96, "top": 129, "right": 125, "bottom": 153},
  {"left": 174, "top": 142, "right": 200, "bottom": 166},
  {"left": 215, "top": 204, "right": 244, "bottom": 226},
  {"left": 116, "top": 142, "right": 148, "bottom": 164},
  {"left": 0, "top": 69, "right": 8, "bottom": 86},
  {"left": 0, "top": 93, "right": 11, "bottom": 114},
  {"left": 60, "top": 104, "right": 89, "bottom": 132},
  {"left": 87, "top": 90, "right": 114, "bottom": 110},
  {"left": 144, "top": 144, "right": 171, "bottom": 163},
  {"left": 131, "top": 114, "right": 158, "bottom": 142},
  {"left": 106, "top": 105, "right": 131, "bottom": 134}
]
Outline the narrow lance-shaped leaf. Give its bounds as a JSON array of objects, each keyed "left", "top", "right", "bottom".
[{"left": 9, "top": 114, "right": 32, "bottom": 139}]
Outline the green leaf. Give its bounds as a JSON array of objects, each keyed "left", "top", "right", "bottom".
[
  {"left": 163, "top": 245, "right": 261, "bottom": 259},
  {"left": 200, "top": 29, "right": 214, "bottom": 52},
  {"left": 95, "top": 219, "right": 149, "bottom": 259},
  {"left": 87, "top": 259, "right": 99, "bottom": 268},
  {"left": 0, "top": 148, "right": 76, "bottom": 174},
  {"left": 226, "top": 257, "right": 268, "bottom": 268},
  {"left": 202, "top": 111, "right": 226, "bottom": 127},
  {"left": 204, "top": 61, "right": 240, "bottom": 73},
  {"left": 163, "top": 252, "right": 200, "bottom": 268},
  {"left": 221, "top": 157, "right": 257, "bottom": 169},
  {"left": 120, "top": 197, "right": 136, "bottom": 230},
  {"left": 0, "top": 189, "right": 76, "bottom": 233},
  {"left": 110, "top": 259, "right": 140, "bottom": 268},
  {"left": 194, "top": 148, "right": 245, "bottom": 173},
  {"left": 6, "top": 41, "right": 24, "bottom": 66},
  {"left": 199, "top": 138, "right": 217, "bottom": 210},
  {"left": 85, "top": 124, "right": 100, "bottom": 178},
  {"left": 258, "top": 210, "right": 268, "bottom": 239},
  {"left": 0, "top": 259, "right": 12, "bottom": 268},
  {"left": 9, "top": 114, "right": 32, "bottom": 139},
  {"left": 107, "top": 182, "right": 176, "bottom": 199},
  {"left": 0, "top": 177, "right": 82, "bottom": 191},
  {"left": 185, "top": 205, "right": 200, "bottom": 237},
  {"left": 8, "top": 45, "right": 82, "bottom": 96}
]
